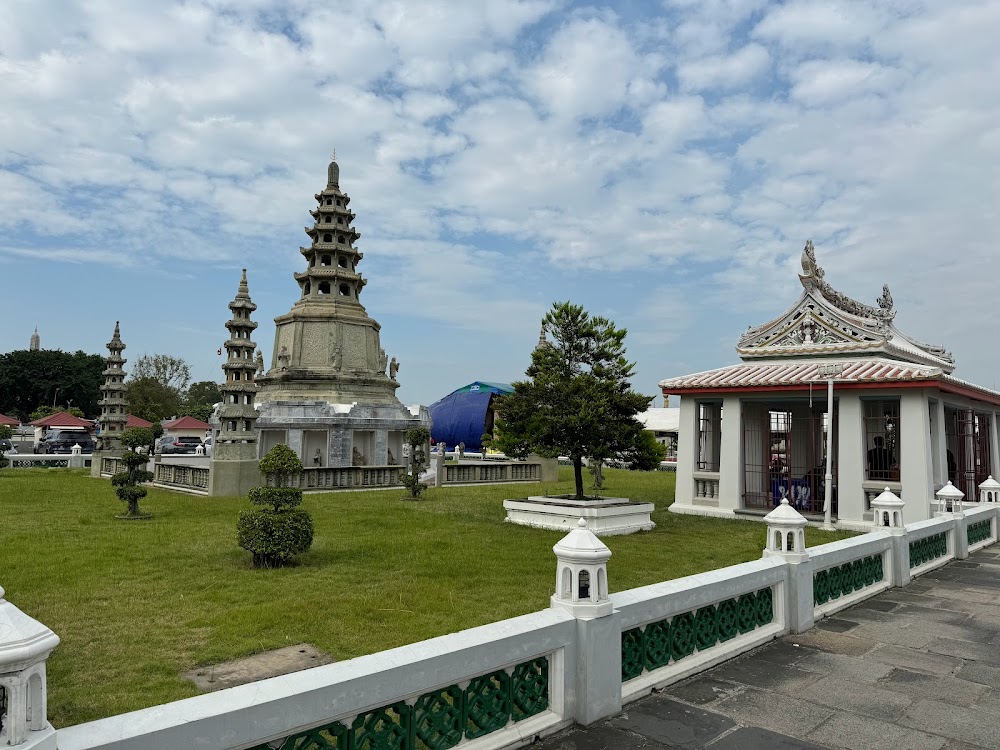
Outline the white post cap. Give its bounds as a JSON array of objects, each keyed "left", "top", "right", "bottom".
[
  {"left": 936, "top": 481, "right": 965, "bottom": 502},
  {"left": 762, "top": 498, "right": 808, "bottom": 529},
  {"left": 0, "top": 586, "right": 60, "bottom": 675},
  {"left": 553, "top": 518, "right": 612, "bottom": 565},
  {"left": 871, "top": 486, "right": 904, "bottom": 509},
  {"left": 979, "top": 475, "right": 1000, "bottom": 491}
]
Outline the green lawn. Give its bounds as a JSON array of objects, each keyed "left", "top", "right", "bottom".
[{"left": 0, "top": 467, "right": 853, "bottom": 727}]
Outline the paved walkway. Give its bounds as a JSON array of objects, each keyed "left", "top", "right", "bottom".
[{"left": 537, "top": 546, "right": 1000, "bottom": 749}]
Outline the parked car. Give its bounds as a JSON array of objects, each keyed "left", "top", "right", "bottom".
[
  {"left": 157, "top": 436, "right": 204, "bottom": 455},
  {"left": 41, "top": 431, "right": 96, "bottom": 454},
  {"left": 0, "top": 438, "right": 17, "bottom": 456}
]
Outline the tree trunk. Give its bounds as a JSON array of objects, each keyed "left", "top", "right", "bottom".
[{"left": 573, "top": 456, "right": 585, "bottom": 500}]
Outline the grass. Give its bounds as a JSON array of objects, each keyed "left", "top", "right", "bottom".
[{"left": 0, "top": 466, "right": 854, "bottom": 727}]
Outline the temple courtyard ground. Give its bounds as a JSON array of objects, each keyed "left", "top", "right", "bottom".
[
  {"left": 537, "top": 546, "right": 1000, "bottom": 750},
  {"left": 1, "top": 466, "right": 855, "bottom": 727}
]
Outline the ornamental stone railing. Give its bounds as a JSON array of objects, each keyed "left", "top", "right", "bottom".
[
  {"left": 6, "top": 453, "right": 92, "bottom": 469},
  {"left": 271, "top": 465, "right": 405, "bottom": 490},
  {"left": 153, "top": 463, "right": 210, "bottom": 492},
  {"left": 11, "top": 491, "right": 1000, "bottom": 750},
  {"left": 442, "top": 462, "right": 541, "bottom": 485},
  {"left": 693, "top": 470, "right": 720, "bottom": 501}
]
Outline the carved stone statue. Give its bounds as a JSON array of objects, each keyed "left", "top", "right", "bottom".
[
  {"left": 352, "top": 447, "right": 364, "bottom": 466},
  {"left": 389, "top": 356, "right": 399, "bottom": 380},
  {"left": 254, "top": 349, "right": 265, "bottom": 376},
  {"left": 332, "top": 346, "right": 342, "bottom": 371},
  {"left": 377, "top": 347, "right": 388, "bottom": 374},
  {"left": 313, "top": 448, "right": 323, "bottom": 466},
  {"left": 387, "top": 447, "right": 395, "bottom": 465},
  {"left": 278, "top": 345, "right": 290, "bottom": 370},
  {"left": 800, "top": 318, "right": 816, "bottom": 345}
]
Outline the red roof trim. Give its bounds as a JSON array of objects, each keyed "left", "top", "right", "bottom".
[
  {"left": 0, "top": 413, "right": 19, "bottom": 427},
  {"left": 162, "top": 416, "right": 211, "bottom": 430},
  {"left": 125, "top": 414, "right": 154, "bottom": 428},
  {"left": 661, "top": 378, "right": 1000, "bottom": 406},
  {"left": 30, "top": 412, "right": 94, "bottom": 428}
]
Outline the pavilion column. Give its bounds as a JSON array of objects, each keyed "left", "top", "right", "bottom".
[
  {"left": 717, "top": 395, "right": 742, "bottom": 512},
  {"left": 836, "top": 392, "right": 865, "bottom": 524},
  {"left": 927, "top": 394, "right": 948, "bottom": 494},
  {"left": 900, "top": 391, "right": 934, "bottom": 522},
  {"left": 990, "top": 411, "right": 1000, "bottom": 479},
  {"left": 674, "top": 397, "right": 699, "bottom": 506}
]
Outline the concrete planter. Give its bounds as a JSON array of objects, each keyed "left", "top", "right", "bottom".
[{"left": 503, "top": 495, "right": 656, "bottom": 536}]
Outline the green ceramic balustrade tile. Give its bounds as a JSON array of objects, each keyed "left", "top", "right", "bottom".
[
  {"left": 464, "top": 671, "right": 510, "bottom": 739},
  {"left": 511, "top": 658, "right": 549, "bottom": 722},
  {"left": 413, "top": 685, "right": 463, "bottom": 750}
]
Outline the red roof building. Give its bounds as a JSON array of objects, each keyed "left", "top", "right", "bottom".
[
  {"left": 162, "top": 416, "right": 211, "bottom": 439},
  {"left": 0, "top": 413, "right": 19, "bottom": 428},
  {"left": 125, "top": 414, "right": 154, "bottom": 428},
  {"left": 30, "top": 412, "right": 94, "bottom": 430}
]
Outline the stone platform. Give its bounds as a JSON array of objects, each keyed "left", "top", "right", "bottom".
[{"left": 503, "top": 495, "right": 655, "bottom": 536}]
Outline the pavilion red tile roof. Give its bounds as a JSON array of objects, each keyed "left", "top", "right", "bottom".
[
  {"left": 162, "top": 416, "right": 211, "bottom": 431},
  {"left": 125, "top": 414, "right": 153, "bottom": 428},
  {"left": 0, "top": 413, "right": 19, "bottom": 427},
  {"left": 659, "top": 358, "right": 1000, "bottom": 406},
  {"left": 30, "top": 412, "right": 94, "bottom": 429}
]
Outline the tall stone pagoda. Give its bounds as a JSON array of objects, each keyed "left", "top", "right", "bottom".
[
  {"left": 29, "top": 326, "right": 40, "bottom": 352},
  {"left": 97, "top": 322, "right": 128, "bottom": 450},
  {"left": 208, "top": 270, "right": 262, "bottom": 495},
  {"left": 253, "top": 155, "right": 430, "bottom": 470},
  {"left": 218, "top": 269, "right": 260, "bottom": 454}
]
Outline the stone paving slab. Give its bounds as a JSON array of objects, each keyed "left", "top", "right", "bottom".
[{"left": 536, "top": 548, "right": 1000, "bottom": 750}]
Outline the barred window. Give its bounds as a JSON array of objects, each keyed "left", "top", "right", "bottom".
[
  {"left": 698, "top": 402, "right": 722, "bottom": 471},
  {"left": 863, "top": 399, "right": 900, "bottom": 481}
]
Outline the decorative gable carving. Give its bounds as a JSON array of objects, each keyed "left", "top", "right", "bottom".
[{"left": 736, "top": 241, "right": 955, "bottom": 371}]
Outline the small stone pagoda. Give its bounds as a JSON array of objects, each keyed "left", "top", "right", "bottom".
[
  {"left": 252, "top": 156, "right": 430, "bottom": 471},
  {"left": 97, "top": 322, "right": 128, "bottom": 451},
  {"left": 208, "top": 271, "right": 262, "bottom": 495}
]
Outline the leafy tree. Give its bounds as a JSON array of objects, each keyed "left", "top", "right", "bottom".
[
  {"left": 0, "top": 349, "right": 104, "bottom": 420},
  {"left": 400, "top": 427, "right": 431, "bottom": 499},
  {"left": 495, "top": 301, "right": 652, "bottom": 500},
  {"left": 125, "top": 354, "right": 191, "bottom": 422},
  {"left": 237, "top": 445, "right": 314, "bottom": 567},
  {"left": 126, "top": 377, "right": 182, "bottom": 423},
  {"left": 131, "top": 354, "right": 191, "bottom": 392},
  {"left": 185, "top": 380, "right": 221, "bottom": 407},
  {"left": 111, "top": 428, "right": 154, "bottom": 519},
  {"left": 622, "top": 429, "right": 668, "bottom": 471}
]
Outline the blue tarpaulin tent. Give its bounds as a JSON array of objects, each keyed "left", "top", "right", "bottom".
[{"left": 428, "top": 382, "right": 513, "bottom": 451}]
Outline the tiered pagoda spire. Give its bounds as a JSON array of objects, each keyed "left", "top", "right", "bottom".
[
  {"left": 217, "top": 269, "right": 259, "bottom": 457},
  {"left": 29, "top": 326, "right": 40, "bottom": 352},
  {"left": 295, "top": 157, "right": 367, "bottom": 304},
  {"left": 97, "top": 322, "right": 127, "bottom": 450}
]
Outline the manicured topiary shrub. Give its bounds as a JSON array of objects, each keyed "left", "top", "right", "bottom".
[
  {"left": 112, "top": 427, "right": 154, "bottom": 519},
  {"left": 401, "top": 427, "right": 431, "bottom": 500},
  {"left": 237, "top": 444, "right": 314, "bottom": 567}
]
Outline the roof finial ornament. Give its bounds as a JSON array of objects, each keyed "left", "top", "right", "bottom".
[
  {"left": 877, "top": 284, "right": 893, "bottom": 313},
  {"left": 330, "top": 148, "right": 337, "bottom": 162}
]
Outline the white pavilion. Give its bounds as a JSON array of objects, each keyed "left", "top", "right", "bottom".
[{"left": 660, "top": 242, "right": 1000, "bottom": 530}]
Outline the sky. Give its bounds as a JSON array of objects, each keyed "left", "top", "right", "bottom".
[{"left": 2, "top": 0, "right": 999, "bottom": 410}]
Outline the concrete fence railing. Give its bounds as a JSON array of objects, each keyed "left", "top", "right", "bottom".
[
  {"left": 5, "top": 452, "right": 91, "bottom": 469},
  {"left": 3, "top": 487, "right": 999, "bottom": 750}
]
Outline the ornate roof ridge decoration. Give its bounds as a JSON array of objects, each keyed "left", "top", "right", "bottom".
[
  {"left": 737, "top": 240, "right": 954, "bottom": 372},
  {"left": 799, "top": 240, "right": 894, "bottom": 322}
]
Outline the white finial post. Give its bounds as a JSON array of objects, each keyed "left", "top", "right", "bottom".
[
  {"left": 551, "top": 518, "right": 612, "bottom": 618},
  {"left": 979, "top": 475, "right": 1000, "bottom": 504},
  {"left": 0, "top": 584, "right": 60, "bottom": 747},
  {"left": 936, "top": 481, "right": 964, "bottom": 517},
  {"left": 762, "top": 498, "right": 809, "bottom": 562},
  {"left": 871, "top": 487, "right": 905, "bottom": 532}
]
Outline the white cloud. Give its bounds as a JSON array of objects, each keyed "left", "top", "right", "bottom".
[{"left": 677, "top": 44, "right": 771, "bottom": 91}]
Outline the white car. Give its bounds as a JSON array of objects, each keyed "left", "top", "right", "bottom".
[{"left": 204, "top": 435, "right": 213, "bottom": 457}]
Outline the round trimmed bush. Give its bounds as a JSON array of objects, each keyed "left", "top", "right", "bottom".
[{"left": 237, "top": 508, "right": 314, "bottom": 568}]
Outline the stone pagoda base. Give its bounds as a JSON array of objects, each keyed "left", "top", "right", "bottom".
[
  {"left": 503, "top": 495, "right": 655, "bottom": 536},
  {"left": 207, "top": 458, "right": 262, "bottom": 498}
]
